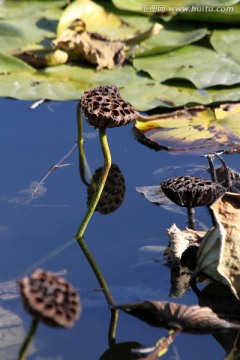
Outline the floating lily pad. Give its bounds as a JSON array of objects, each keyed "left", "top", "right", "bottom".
[
  {"left": 133, "top": 45, "right": 240, "bottom": 88},
  {"left": 0, "top": 54, "right": 139, "bottom": 100},
  {"left": 211, "top": 29, "right": 240, "bottom": 64},
  {"left": 133, "top": 25, "right": 207, "bottom": 57},
  {"left": 0, "top": 0, "right": 66, "bottom": 19},
  {"left": 0, "top": 1, "right": 64, "bottom": 52},
  {"left": 134, "top": 104, "right": 240, "bottom": 154}
]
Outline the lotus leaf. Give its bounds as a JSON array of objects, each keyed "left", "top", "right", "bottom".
[
  {"left": 117, "top": 300, "right": 240, "bottom": 333},
  {"left": 133, "top": 45, "right": 240, "bottom": 88},
  {"left": 0, "top": 1, "right": 63, "bottom": 52},
  {"left": 192, "top": 193, "right": 240, "bottom": 300},
  {"left": 133, "top": 26, "right": 207, "bottom": 57},
  {"left": 53, "top": 20, "right": 125, "bottom": 69},
  {"left": 211, "top": 29, "right": 240, "bottom": 64},
  {"left": 134, "top": 104, "right": 240, "bottom": 154}
]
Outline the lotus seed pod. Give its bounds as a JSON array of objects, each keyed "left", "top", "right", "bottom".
[
  {"left": 160, "top": 176, "right": 225, "bottom": 208},
  {"left": 18, "top": 269, "right": 81, "bottom": 328},
  {"left": 87, "top": 164, "right": 126, "bottom": 214},
  {"left": 81, "top": 85, "right": 139, "bottom": 129}
]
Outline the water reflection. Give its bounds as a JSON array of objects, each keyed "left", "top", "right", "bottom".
[
  {"left": 87, "top": 164, "right": 126, "bottom": 215},
  {"left": 8, "top": 181, "right": 47, "bottom": 205},
  {"left": 193, "top": 283, "right": 240, "bottom": 360}
]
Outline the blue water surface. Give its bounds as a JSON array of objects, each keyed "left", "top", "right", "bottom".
[{"left": 0, "top": 98, "right": 236, "bottom": 359}]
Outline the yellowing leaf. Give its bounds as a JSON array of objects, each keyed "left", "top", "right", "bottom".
[
  {"left": 135, "top": 104, "right": 240, "bottom": 154},
  {"left": 57, "top": 0, "right": 123, "bottom": 38},
  {"left": 192, "top": 193, "right": 240, "bottom": 299}
]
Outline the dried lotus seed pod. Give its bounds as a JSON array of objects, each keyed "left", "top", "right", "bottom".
[
  {"left": 87, "top": 164, "right": 126, "bottom": 214},
  {"left": 18, "top": 269, "right": 81, "bottom": 328},
  {"left": 160, "top": 176, "right": 225, "bottom": 208},
  {"left": 81, "top": 85, "right": 139, "bottom": 129}
]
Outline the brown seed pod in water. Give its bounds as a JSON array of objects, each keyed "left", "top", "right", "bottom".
[
  {"left": 81, "top": 85, "right": 139, "bottom": 129},
  {"left": 87, "top": 164, "right": 126, "bottom": 214},
  {"left": 18, "top": 269, "right": 81, "bottom": 328},
  {"left": 160, "top": 176, "right": 225, "bottom": 208},
  {"left": 117, "top": 300, "right": 240, "bottom": 334}
]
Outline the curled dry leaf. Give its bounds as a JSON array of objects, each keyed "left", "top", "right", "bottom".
[
  {"left": 117, "top": 300, "right": 240, "bottom": 334},
  {"left": 167, "top": 223, "right": 205, "bottom": 266},
  {"left": 192, "top": 193, "right": 240, "bottom": 299},
  {"left": 14, "top": 49, "right": 68, "bottom": 68},
  {"left": 53, "top": 19, "right": 125, "bottom": 70}
]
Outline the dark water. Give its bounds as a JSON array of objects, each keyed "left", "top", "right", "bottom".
[{"left": 1, "top": 98, "right": 238, "bottom": 359}]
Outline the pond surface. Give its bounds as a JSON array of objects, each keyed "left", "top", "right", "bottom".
[{"left": 1, "top": 98, "right": 239, "bottom": 359}]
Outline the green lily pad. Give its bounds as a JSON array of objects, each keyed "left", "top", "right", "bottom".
[
  {"left": 133, "top": 45, "right": 240, "bottom": 88},
  {"left": 133, "top": 25, "right": 207, "bottom": 57},
  {"left": 0, "top": 53, "right": 140, "bottom": 100},
  {"left": 0, "top": 0, "right": 66, "bottom": 19},
  {"left": 0, "top": 0, "right": 65, "bottom": 52},
  {"left": 0, "top": 15, "right": 59, "bottom": 52},
  {"left": 211, "top": 29, "right": 240, "bottom": 64},
  {"left": 120, "top": 79, "right": 212, "bottom": 111}
]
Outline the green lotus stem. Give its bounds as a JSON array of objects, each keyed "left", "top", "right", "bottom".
[
  {"left": 75, "top": 126, "right": 114, "bottom": 308},
  {"left": 18, "top": 319, "right": 38, "bottom": 360},
  {"left": 75, "top": 127, "right": 111, "bottom": 238},
  {"left": 108, "top": 309, "right": 119, "bottom": 347},
  {"left": 77, "top": 102, "right": 92, "bottom": 186}
]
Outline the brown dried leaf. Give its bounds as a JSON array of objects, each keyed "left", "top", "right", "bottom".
[
  {"left": 192, "top": 193, "right": 240, "bottom": 299},
  {"left": 167, "top": 223, "right": 204, "bottom": 266},
  {"left": 169, "top": 266, "right": 192, "bottom": 298},
  {"left": 53, "top": 20, "right": 125, "bottom": 70},
  {"left": 117, "top": 301, "right": 240, "bottom": 333}
]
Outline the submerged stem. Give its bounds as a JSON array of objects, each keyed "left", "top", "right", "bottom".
[{"left": 18, "top": 319, "right": 38, "bottom": 360}]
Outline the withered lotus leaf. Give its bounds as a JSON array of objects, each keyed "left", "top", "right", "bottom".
[
  {"left": 167, "top": 223, "right": 204, "bottom": 266},
  {"left": 53, "top": 20, "right": 125, "bottom": 70},
  {"left": 192, "top": 193, "right": 240, "bottom": 299},
  {"left": 117, "top": 301, "right": 240, "bottom": 333}
]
